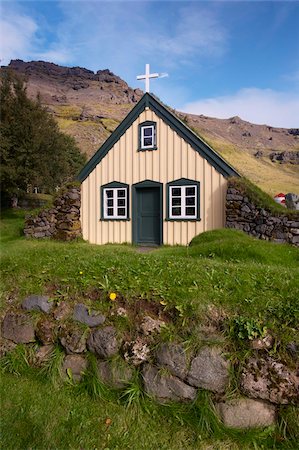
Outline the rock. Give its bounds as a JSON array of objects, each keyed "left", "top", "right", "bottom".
[
  {"left": 216, "top": 398, "right": 276, "bottom": 429},
  {"left": 139, "top": 316, "right": 165, "bottom": 336},
  {"left": 1, "top": 312, "right": 35, "bottom": 343},
  {"left": 35, "top": 318, "right": 57, "bottom": 344},
  {"left": 62, "top": 355, "right": 87, "bottom": 382},
  {"left": 87, "top": 326, "right": 120, "bottom": 358},
  {"left": 285, "top": 193, "right": 299, "bottom": 210},
  {"left": 155, "top": 343, "right": 188, "bottom": 380},
  {"left": 35, "top": 344, "right": 54, "bottom": 366},
  {"left": 142, "top": 364, "right": 197, "bottom": 403},
  {"left": 241, "top": 356, "right": 299, "bottom": 404},
  {"left": 97, "top": 359, "right": 133, "bottom": 389},
  {"left": 60, "top": 327, "right": 87, "bottom": 354},
  {"left": 254, "top": 151, "right": 264, "bottom": 158},
  {"left": 73, "top": 303, "right": 106, "bottom": 327},
  {"left": 286, "top": 342, "right": 299, "bottom": 360},
  {"left": 22, "top": 295, "right": 53, "bottom": 313},
  {"left": 0, "top": 337, "right": 17, "bottom": 357},
  {"left": 270, "top": 151, "right": 299, "bottom": 165},
  {"left": 123, "top": 337, "right": 151, "bottom": 366},
  {"left": 187, "top": 346, "right": 230, "bottom": 393}
]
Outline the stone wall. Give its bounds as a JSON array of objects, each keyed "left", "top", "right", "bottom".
[
  {"left": 24, "top": 185, "right": 81, "bottom": 241},
  {"left": 226, "top": 180, "right": 299, "bottom": 246},
  {"left": 1, "top": 295, "right": 298, "bottom": 430}
]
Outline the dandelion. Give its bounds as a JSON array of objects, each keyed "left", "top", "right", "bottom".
[
  {"left": 79, "top": 271, "right": 83, "bottom": 275},
  {"left": 109, "top": 292, "right": 117, "bottom": 301}
]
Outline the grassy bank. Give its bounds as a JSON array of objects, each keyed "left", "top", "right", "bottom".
[{"left": 1, "top": 209, "right": 298, "bottom": 449}]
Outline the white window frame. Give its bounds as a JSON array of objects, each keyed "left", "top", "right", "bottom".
[
  {"left": 169, "top": 185, "right": 197, "bottom": 219},
  {"left": 103, "top": 187, "right": 127, "bottom": 219},
  {"left": 141, "top": 125, "right": 154, "bottom": 149}
]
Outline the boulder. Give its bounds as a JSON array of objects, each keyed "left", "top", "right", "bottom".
[
  {"left": 285, "top": 193, "right": 299, "bottom": 210},
  {"left": 35, "top": 318, "right": 57, "bottom": 344},
  {"left": 97, "top": 359, "right": 133, "bottom": 389},
  {"left": 216, "top": 398, "right": 276, "bottom": 429},
  {"left": 241, "top": 356, "right": 299, "bottom": 404},
  {"left": 142, "top": 364, "right": 197, "bottom": 403},
  {"left": 60, "top": 327, "right": 87, "bottom": 354},
  {"left": 87, "top": 326, "right": 120, "bottom": 358},
  {"left": 62, "top": 355, "right": 87, "bottom": 382},
  {"left": 187, "top": 346, "right": 230, "bottom": 393},
  {"left": 155, "top": 343, "right": 188, "bottom": 380},
  {"left": 123, "top": 337, "right": 151, "bottom": 366},
  {"left": 1, "top": 312, "right": 35, "bottom": 343},
  {"left": 22, "top": 295, "right": 53, "bottom": 313},
  {"left": 73, "top": 303, "right": 106, "bottom": 327}
]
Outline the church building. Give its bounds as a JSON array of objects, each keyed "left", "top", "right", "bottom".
[{"left": 78, "top": 92, "right": 239, "bottom": 246}]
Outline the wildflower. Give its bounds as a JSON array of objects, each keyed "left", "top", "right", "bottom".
[
  {"left": 79, "top": 271, "right": 83, "bottom": 275},
  {"left": 109, "top": 292, "right": 117, "bottom": 301}
]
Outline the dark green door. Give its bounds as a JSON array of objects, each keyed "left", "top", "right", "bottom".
[{"left": 134, "top": 187, "right": 162, "bottom": 245}]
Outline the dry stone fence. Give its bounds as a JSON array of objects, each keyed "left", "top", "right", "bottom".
[
  {"left": 24, "top": 184, "right": 81, "bottom": 240},
  {"left": 1, "top": 294, "right": 298, "bottom": 430},
  {"left": 226, "top": 179, "right": 299, "bottom": 247}
]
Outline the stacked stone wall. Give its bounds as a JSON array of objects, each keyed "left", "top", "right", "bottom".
[
  {"left": 1, "top": 295, "right": 298, "bottom": 430},
  {"left": 24, "top": 185, "right": 81, "bottom": 241},
  {"left": 226, "top": 181, "right": 299, "bottom": 247}
]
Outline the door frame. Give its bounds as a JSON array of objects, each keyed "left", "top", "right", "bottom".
[{"left": 132, "top": 180, "right": 163, "bottom": 246}]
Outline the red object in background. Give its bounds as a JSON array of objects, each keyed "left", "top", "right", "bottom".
[{"left": 274, "top": 193, "right": 286, "bottom": 205}]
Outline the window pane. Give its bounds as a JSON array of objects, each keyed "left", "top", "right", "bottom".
[
  {"left": 107, "top": 208, "right": 114, "bottom": 216},
  {"left": 117, "top": 198, "right": 125, "bottom": 207},
  {"left": 186, "top": 187, "right": 195, "bottom": 196},
  {"left": 186, "top": 207, "right": 195, "bottom": 216},
  {"left": 143, "top": 127, "right": 153, "bottom": 137},
  {"left": 107, "top": 199, "right": 113, "bottom": 207},
  {"left": 186, "top": 197, "right": 195, "bottom": 206},
  {"left": 172, "top": 187, "right": 181, "bottom": 197},
  {"left": 118, "top": 208, "right": 126, "bottom": 216},
  {"left": 106, "top": 190, "right": 114, "bottom": 198},
  {"left": 144, "top": 137, "right": 153, "bottom": 146},
  {"left": 172, "top": 207, "right": 181, "bottom": 216},
  {"left": 172, "top": 197, "right": 181, "bottom": 206},
  {"left": 118, "top": 190, "right": 125, "bottom": 198}
]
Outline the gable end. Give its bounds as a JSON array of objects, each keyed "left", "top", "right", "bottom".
[{"left": 78, "top": 93, "right": 240, "bottom": 182}]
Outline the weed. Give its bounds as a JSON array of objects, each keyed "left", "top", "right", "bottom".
[
  {"left": 0, "top": 344, "right": 35, "bottom": 376},
  {"left": 229, "top": 316, "right": 268, "bottom": 342},
  {"left": 120, "top": 370, "right": 145, "bottom": 408},
  {"left": 39, "top": 345, "right": 64, "bottom": 385}
]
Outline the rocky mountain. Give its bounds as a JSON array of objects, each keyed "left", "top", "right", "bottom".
[{"left": 2, "top": 60, "right": 298, "bottom": 195}]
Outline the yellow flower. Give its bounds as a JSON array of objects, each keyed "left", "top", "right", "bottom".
[
  {"left": 109, "top": 292, "right": 117, "bottom": 301},
  {"left": 79, "top": 271, "right": 83, "bottom": 275}
]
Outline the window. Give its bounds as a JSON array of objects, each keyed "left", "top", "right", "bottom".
[
  {"left": 101, "top": 182, "right": 129, "bottom": 220},
  {"left": 167, "top": 179, "right": 200, "bottom": 220},
  {"left": 138, "top": 121, "right": 157, "bottom": 151}
]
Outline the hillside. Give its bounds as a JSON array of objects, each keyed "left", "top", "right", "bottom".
[{"left": 2, "top": 60, "right": 299, "bottom": 196}]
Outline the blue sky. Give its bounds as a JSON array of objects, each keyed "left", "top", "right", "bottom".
[{"left": 1, "top": 0, "right": 299, "bottom": 127}]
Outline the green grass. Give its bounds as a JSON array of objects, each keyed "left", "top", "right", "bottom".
[{"left": 1, "top": 209, "right": 299, "bottom": 449}]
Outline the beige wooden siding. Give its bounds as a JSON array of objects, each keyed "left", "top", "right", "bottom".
[{"left": 81, "top": 108, "right": 227, "bottom": 245}]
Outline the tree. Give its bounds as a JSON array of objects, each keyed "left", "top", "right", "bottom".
[{"left": 0, "top": 70, "right": 86, "bottom": 200}]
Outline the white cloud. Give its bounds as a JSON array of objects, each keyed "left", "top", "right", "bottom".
[
  {"left": 0, "top": 12, "right": 38, "bottom": 64},
  {"left": 181, "top": 88, "right": 299, "bottom": 128}
]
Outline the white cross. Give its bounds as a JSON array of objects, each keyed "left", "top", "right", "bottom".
[{"left": 136, "top": 64, "right": 160, "bottom": 93}]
